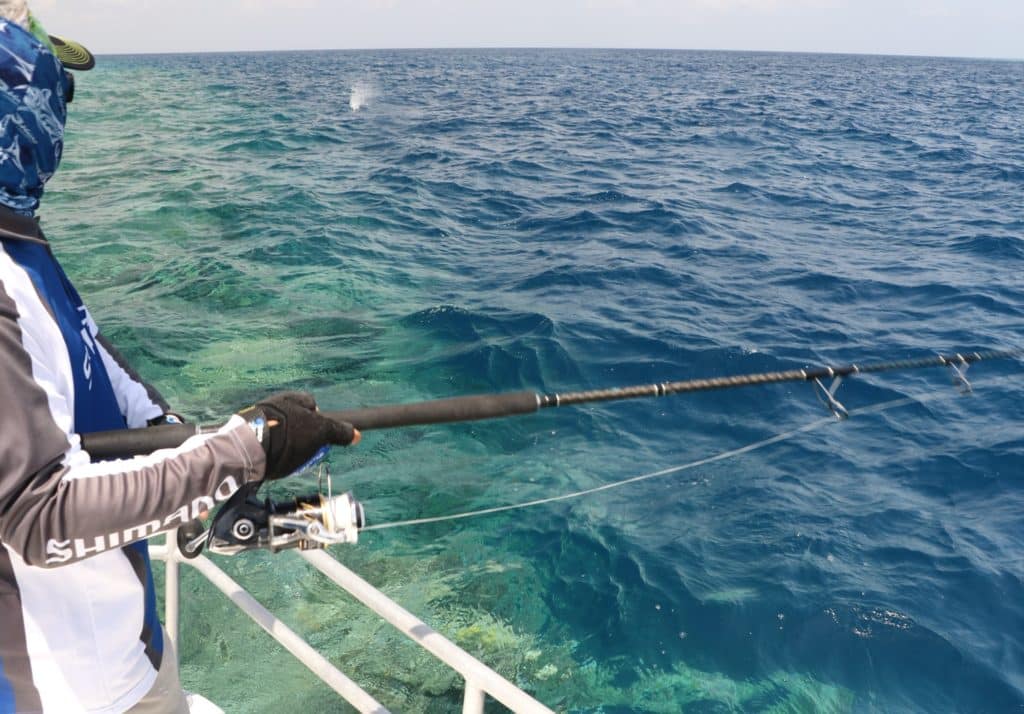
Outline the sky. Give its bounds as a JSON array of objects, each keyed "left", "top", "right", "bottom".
[{"left": 31, "top": 0, "right": 1024, "bottom": 60}]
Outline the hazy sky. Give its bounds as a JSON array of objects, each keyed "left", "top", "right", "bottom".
[{"left": 31, "top": 0, "right": 1024, "bottom": 60}]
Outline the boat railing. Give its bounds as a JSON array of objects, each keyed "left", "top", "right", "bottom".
[{"left": 151, "top": 532, "right": 555, "bottom": 714}]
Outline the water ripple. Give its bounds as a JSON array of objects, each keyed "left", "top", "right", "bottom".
[{"left": 45, "top": 49, "right": 1024, "bottom": 713}]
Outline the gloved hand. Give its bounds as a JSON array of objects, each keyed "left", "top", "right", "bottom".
[{"left": 238, "top": 391, "right": 359, "bottom": 480}]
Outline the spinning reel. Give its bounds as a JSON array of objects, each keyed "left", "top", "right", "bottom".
[{"left": 177, "top": 467, "right": 365, "bottom": 558}]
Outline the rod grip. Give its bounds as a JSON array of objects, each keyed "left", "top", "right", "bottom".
[
  {"left": 79, "top": 391, "right": 541, "bottom": 460},
  {"left": 80, "top": 423, "right": 200, "bottom": 460}
]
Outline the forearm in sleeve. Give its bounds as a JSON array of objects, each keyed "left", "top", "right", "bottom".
[{"left": 1, "top": 418, "right": 265, "bottom": 567}]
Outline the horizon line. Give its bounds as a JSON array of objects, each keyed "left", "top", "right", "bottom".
[{"left": 89, "top": 45, "right": 1024, "bottom": 64}]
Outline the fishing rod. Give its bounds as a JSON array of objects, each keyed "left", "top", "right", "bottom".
[
  {"left": 78, "top": 348, "right": 1019, "bottom": 559},
  {"left": 81, "top": 349, "right": 1019, "bottom": 460}
]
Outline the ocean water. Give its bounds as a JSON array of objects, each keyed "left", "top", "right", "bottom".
[{"left": 46, "top": 49, "right": 1023, "bottom": 712}]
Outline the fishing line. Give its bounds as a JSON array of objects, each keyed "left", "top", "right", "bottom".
[{"left": 360, "top": 391, "right": 943, "bottom": 532}]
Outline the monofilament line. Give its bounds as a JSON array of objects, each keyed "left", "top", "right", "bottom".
[{"left": 361, "top": 392, "right": 938, "bottom": 532}]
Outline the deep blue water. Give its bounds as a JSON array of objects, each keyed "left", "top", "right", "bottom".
[{"left": 48, "top": 49, "right": 1023, "bottom": 712}]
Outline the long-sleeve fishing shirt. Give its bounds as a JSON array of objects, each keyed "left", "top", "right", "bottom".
[{"left": 0, "top": 209, "right": 266, "bottom": 714}]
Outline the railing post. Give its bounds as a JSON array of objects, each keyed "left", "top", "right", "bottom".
[
  {"left": 164, "top": 529, "right": 181, "bottom": 651},
  {"left": 462, "top": 683, "right": 485, "bottom": 714}
]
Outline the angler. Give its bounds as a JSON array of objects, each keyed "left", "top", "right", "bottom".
[{"left": 0, "top": 6, "right": 359, "bottom": 713}]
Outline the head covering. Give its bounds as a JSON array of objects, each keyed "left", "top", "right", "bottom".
[
  {"left": 48, "top": 34, "right": 95, "bottom": 70},
  {"left": 0, "top": 2, "right": 94, "bottom": 215}
]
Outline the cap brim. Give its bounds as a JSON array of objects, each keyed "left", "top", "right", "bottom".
[{"left": 48, "top": 35, "right": 95, "bottom": 71}]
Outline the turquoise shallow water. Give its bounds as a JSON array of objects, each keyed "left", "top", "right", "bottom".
[{"left": 46, "top": 50, "right": 1024, "bottom": 712}]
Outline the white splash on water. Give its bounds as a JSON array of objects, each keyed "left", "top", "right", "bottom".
[{"left": 349, "top": 82, "right": 376, "bottom": 111}]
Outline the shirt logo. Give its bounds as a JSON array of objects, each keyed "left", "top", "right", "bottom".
[
  {"left": 44, "top": 475, "right": 242, "bottom": 564},
  {"left": 76, "top": 306, "right": 97, "bottom": 391}
]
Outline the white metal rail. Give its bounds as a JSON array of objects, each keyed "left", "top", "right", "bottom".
[{"left": 151, "top": 533, "right": 555, "bottom": 714}]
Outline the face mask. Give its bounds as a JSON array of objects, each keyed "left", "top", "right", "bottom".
[{"left": 0, "top": 18, "right": 71, "bottom": 215}]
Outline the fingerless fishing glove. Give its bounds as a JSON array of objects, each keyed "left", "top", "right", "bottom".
[{"left": 238, "top": 391, "right": 356, "bottom": 480}]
